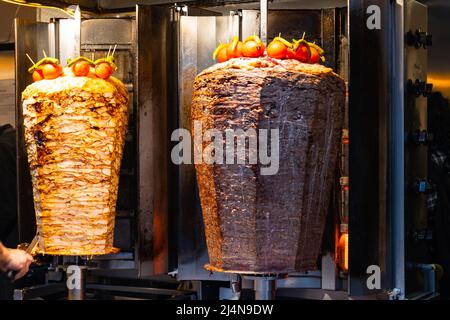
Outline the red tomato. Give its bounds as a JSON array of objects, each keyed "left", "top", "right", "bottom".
[
  {"left": 286, "top": 48, "right": 297, "bottom": 59},
  {"left": 295, "top": 44, "right": 310, "bottom": 63},
  {"left": 242, "top": 40, "right": 265, "bottom": 58},
  {"left": 266, "top": 40, "right": 287, "bottom": 59},
  {"left": 226, "top": 41, "right": 243, "bottom": 59},
  {"left": 32, "top": 70, "right": 44, "bottom": 82},
  {"left": 309, "top": 47, "right": 320, "bottom": 64},
  {"left": 217, "top": 46, "right": 229, "bottom": 63},
  {"left": 72, "top": 61, "right": 90, "bottom": 77},
  {"left": 41, "top": 63, "right": 62, "bottom": 79},
  {"left": 95, "top": 62, "right": 113, "bottom": 79}
]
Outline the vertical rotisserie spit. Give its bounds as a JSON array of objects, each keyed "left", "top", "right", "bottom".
[
  {"left": 22, "top": 63, "right": 128, "bottom": 255},
  {"left": 192, "top": 57, "right": 345, "bottom": 273}
]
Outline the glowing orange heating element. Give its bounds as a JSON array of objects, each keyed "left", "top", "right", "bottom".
[{"left": 338, "top": 233, "right": 349, "bottom": 271}]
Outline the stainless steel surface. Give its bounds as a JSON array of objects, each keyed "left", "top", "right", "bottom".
[
  {"left": 13, "top": 283, "right": 67, "bottom": 300},
  {"left": 259, "top": 0, "right": 268, "bottom": 44},
  {"left": 321, "top": 253, "right": 339, "bottom": 290},
  {"left": 57, "top": 7, "right": 81, "bottom": 66},
  {"left": 391, "top": 0, "right": 405, "bottom": 300},
  {"left": 47, "top": 21, "right": 56, "bottom": 57},
  {"left": 276, "top": 272, "right": 321, "bottom": 289},
  {"left": 87, "top": 284, "right": 194, "bottom": 297},
  {"left": 241, "top": 10, "right": 259, "bottom": 39},
  {"left": 176, "top": 13, "right": 238, "bottom": 282},
  {"left": 81, "top": 19, "right": 134, "bottom": 45},
  {"left": 136, "top": 5, "right": 176, "bottom": 276},
  {"left": 253, "top": 277, "right": 276, "bottom": 300}
]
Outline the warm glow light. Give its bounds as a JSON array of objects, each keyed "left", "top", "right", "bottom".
[
  {"left": 338, "top": 233, "right": 348, "bottom": 271},
  {"left": 428, "top": 74, "right": 450, "bottom": 99}
]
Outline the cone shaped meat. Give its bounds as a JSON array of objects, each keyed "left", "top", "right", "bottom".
[
  {"left": 22, "top": 68, "right": 129, "bottom": 255},
  {"left": 192, "top": 57, "right": 345, "bottom": 273}
]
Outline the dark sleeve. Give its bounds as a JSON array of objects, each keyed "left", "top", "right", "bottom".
[{"left": 0, "top": 141, "right": 17, "bottom": 241}]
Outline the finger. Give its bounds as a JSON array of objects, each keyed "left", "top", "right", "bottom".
[{"left": 15, "top": 266, "right": 29, "bottom": 280}]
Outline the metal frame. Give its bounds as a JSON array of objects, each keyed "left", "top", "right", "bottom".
[
  {"left": 391, "top": 0, "right": 406, "bottom": 299},
  {"left": 136, "top": 5, "right": 179, "bottom": 276},
  {"left": 348, "top": 0, "right": 404, "bottom": 297}
]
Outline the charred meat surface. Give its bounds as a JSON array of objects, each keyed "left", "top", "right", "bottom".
[{"left": 192, "top": 57, "right": 345, "bottom": 273}]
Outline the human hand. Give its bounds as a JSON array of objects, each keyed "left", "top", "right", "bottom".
[{"left": 0, "top": 248, "right": 33, "bottom": 280}]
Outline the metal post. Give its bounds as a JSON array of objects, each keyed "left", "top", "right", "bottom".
[
  {"left": 391, "top": 0, "right": 405, "bottom": 300},
  {"left": 253, "top": 277, "right": 276, "bottom": 300},
  {"left": 417, "top": 264, "right": 436, "bottom": 294},
  {"left": 260, "top": 0, "right": 268, "bottom": 45}
]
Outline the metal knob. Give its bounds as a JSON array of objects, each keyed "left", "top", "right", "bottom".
[
  {"left": 412, "top": 179, "right": 433, "bottom": 194},
  {"left": 408, "top": 79, "right": 433, "bottom": 98},
  {"left": 410, "top": 130, "right": 433, "bottom": 146},
  {"left": 406, "top": 29, "right": 432, "bottom": 49}
]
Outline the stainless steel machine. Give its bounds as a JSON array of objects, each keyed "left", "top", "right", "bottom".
[{"left": 9, "top": 0, "right": 440, "bottom": 300}]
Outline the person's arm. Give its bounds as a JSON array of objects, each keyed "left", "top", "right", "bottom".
[{"left": 0, "top": 241, "right": 33, "bottom": 280}]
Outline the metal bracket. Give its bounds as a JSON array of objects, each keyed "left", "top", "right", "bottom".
[
  {"left": 411, "top": 178, "right": 433, "bottom": 194},
  {"left": 407, "top": 79, "right": 433, "bottom": 97},
  {"left": 174, "top": 4, "right": 188, "bottom": 15},
  {"left": 410, "top": 129, "right": 433, "bottom": 146},
  {"left": 406, "top": 29, "right": 432, "bottom": 48}
]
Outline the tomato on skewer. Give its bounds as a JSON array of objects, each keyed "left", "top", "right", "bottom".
[
  {"left": 291, "top": 39, "right": 310, "bottom": 63},
  {"left": 267, "top": 40, "right": 287, "bottom": 59},
  {"left": 307, "top": 42, "right": 326, "bottom": 64},
  {"left": 213, "top": 43, "right": 229, "bottom": 63},
  {"left": 267, "top": 35, "right": 292, "bottom": 59},
  {"left": 72, "top": 61, "right": 91, "bottom": 76},
  {"left": 32, "top": 69, "right": 44, "bottom": 82},
  {"left": 242, "top": 35, "right": 265, "bottom": 58},
  {"left": 226, "top": 36, "right": 243, "bottom": 59},
  {"left": 95, "top": 62, "right": 113, "bottom": 79},
  {"left": 41, "top": 63, "right": 63, "bottom": 79},
  {"left": 28, "top": 57, "right": 63, "bottom": 81},
  {"left": 67, "top": 57, "right": 95, "bottom": 77},
  {"left": 217, "top": 46, "right": 229, "bottom": 63},
  {"left": 93, "top": 56, "right": 117, "bottom": 79}
]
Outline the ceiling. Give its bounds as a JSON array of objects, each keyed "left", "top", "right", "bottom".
[{"left": 2, "top": 0, "right": 348, "bottom": 12}]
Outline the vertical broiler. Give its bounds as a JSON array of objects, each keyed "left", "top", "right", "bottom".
[{"left": 10, "top": 0, "right": 436, "bottom": 300}]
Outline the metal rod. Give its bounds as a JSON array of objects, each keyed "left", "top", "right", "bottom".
[
  {"left": 391, "top": 0, "right": 405, "bottom": 300},
  {"left": 260, "top": 0, "right": 268, "bottom": 45}
]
